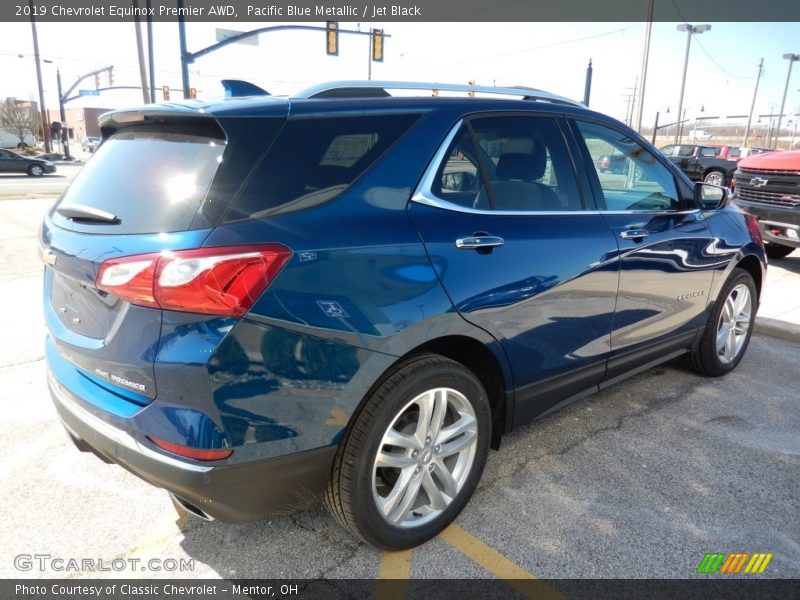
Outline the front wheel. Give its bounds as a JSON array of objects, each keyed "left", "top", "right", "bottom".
[
  {"left": 685, "top": 268, "right": 756, "bottom": 376},
  {"left": 28, "top": 164, "right": 44, "bottom": 177},
  {"left": 325, "top": 354, "right": 491, "bottom": 549},
  {"left": 703, "top": 170, "right": 726, "bottom": 186}
]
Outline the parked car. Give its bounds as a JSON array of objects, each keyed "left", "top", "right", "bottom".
[
  {"left": 659, "top": 144, "right": 738, "bottom": 186},
  {"left": 0, "top": 148, "right": 56, "bottom": 176},
  {"left": 81, "top": 136, "right": 101, "bottom": 153},
  {"left": 733, "top": 149, "right": 800, "bottom": 260},
  {"left": 42, "top": 80, "right": 766, "bottom": 550},
  {"left": 595, "top": 153, "right": 628, "bottom": 173}
]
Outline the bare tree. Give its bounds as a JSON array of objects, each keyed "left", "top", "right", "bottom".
[{"left": 0, "top": 98, "right": 41, "bottom": 146}]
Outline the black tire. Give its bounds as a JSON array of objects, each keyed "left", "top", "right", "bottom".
[
  {"left": 28, "top": 164, "right": 44, "bottom": 177},
  {"left": 324, "top": 354, "right": 491, "bottom": 549},
  {"left": 685, "top": 268, "right": 757, "bottom": 377},
  {"left": 765, "top": 243, "right": 795, "bottom": 260},
  {"left": 703, "top": 170, "right": 726, "bottom": 186}
]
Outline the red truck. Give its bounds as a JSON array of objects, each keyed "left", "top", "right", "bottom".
[{"left": 733, "top": 150, "right": 800, "bottom": 259}]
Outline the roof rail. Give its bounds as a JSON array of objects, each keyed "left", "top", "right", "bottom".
[{"left": 293, "top": 80, "right": 583, "bottom": 107}]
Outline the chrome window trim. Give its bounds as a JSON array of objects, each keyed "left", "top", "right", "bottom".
[{"left": 410, "top": 121, "right": 701, "bottom": 218}]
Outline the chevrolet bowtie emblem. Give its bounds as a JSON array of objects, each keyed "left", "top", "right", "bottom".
[{"left": 749, "top": 177, "right": 769, "bottom": 188}]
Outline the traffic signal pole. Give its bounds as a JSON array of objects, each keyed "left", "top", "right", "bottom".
[
  {"left": 56, "top": 69, "right": 70, "bottom": 159},
  {"left": 177, "top": 23, "right": 389, "bottom": 97}
]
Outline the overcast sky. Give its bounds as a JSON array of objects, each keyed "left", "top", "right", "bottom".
[{"left": 1, "top": 20, "right": 799, "bottom": 129}]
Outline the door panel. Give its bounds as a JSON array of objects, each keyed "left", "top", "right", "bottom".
[
  {"left": 571, "top": 119, "right": 717, "bottom": 368},
  {"left": 409, "top": 116, "right": 619, "bottom": 425}
]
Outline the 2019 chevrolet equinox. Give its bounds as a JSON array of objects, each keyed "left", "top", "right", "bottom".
[{"left": 41, "top": 80, "right": 766, "bottom": 549}]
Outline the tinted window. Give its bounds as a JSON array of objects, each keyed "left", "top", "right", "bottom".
[
  {"left": 431, "top": 127, "right": 484, "bottom": 208},
  {"left": 52, "top": 123, "right": 227, "bottom": 234},
  {"left": 576, "top": 120, "right": 680, "bottom": 211},
  {"left": 659, "top": 145, "right": 675, "bottom": 156},
  {"left": 700, "top": 147, "right": 717, "bottom": 157},
  {"left": 224, "top": 114, "right": 420, "bottom": 221},
  {"left": 728, "top": 147, "right": 741, "bottom": 158},
  {"left": 676, "top": 146, "right": 695, "bottom": 157},
  {"left": 432, "top": 117, "right": 581, "bottom": 212}
]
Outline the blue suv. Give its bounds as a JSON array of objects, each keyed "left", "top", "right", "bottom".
[{"left": 41, "top": 81, "right": 765, "bottom": 549}]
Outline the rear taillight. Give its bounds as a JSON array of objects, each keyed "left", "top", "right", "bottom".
[
  {"left": 97, "top": 244, "right": 291, "bottom": 316},
  {"left": 147, "top": 436, "right": 234, "bottom": 461}
]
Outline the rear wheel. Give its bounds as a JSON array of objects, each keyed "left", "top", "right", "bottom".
[
  {"left": 703, "top": 170, "right": 726, "bottom": 186},
  {"left": 324, "top": 354, "right": 491, "bottom": 549},
  {"left": 765, "top": 243, "right": 795, "bottom": 260},
  {"left": 685, "top": 268, "right": 756, "bottom": 376},
  {"left": 28, "top": 164, "right": 44, "bottom": 177}
]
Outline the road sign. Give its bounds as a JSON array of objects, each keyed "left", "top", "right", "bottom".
[
  {"left": 78, "top": 89, "right": 100, "bottom": 97},
  {"left": 216, "top": 28, "right": 259, "bottom": 46}
]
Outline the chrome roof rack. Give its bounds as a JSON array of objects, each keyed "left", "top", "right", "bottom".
[{"left": 293, "top": 80, "right": 583, "bottom": 107}]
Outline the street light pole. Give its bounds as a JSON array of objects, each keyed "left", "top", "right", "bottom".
[
  {"left": 775, "top": 53, "right": 799, "bottom": 150},
  {"left": 674, "top": 23, "right": 710, "bottom": 144},
  {"left": 56, "top": 69, "right": 70, "bottom": 160},
  {"left": 28, "top": 0, "right": 51, "bottom": 153},
  {"left": 743, "top": 58, "right": 764, "bottom": 148}
]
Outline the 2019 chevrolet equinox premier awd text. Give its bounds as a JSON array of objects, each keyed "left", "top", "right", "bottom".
[{"left": 41, "top": 81, "right": 766, "bottom": 549}]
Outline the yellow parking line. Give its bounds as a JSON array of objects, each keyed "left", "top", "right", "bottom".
[
  {"left": 375, "top": 550, "right": 413, "bottom": 600},
  {"left": 439, "top": 525, "right": 566, "bottom": 600}
]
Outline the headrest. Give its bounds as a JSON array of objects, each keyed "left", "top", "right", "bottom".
[{"left": 495, "top": 147, "right": 547, "bottom": 181}]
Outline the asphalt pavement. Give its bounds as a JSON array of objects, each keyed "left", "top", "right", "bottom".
[{"left": 0, "top": 195, "right": 798, "bottom": 581}]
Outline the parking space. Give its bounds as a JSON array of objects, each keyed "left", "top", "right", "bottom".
[{"left": 1, "top": 196, "right": 798, "bottom": 581}]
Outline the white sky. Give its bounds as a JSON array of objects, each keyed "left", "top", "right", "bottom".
[{"left": 1, "top": 20, "right": 799, "bottom": 129}]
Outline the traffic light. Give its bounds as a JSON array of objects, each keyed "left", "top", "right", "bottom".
[
  {"left": 94, "top": 73, "right": 100, "bottom": 88},
  {"left": 189, "top": 87, "right": 197, "bottom": 99},
  {"left": 107, "top": 68, "right": 113, "bottom": 86},
  {"left": 468, "top": 80, "right": 476, "bottom": 98},
  {"left": 162, "top": 85, "right": 170, "bottom": 101},
  {"left": 326, "top": 21, "right": 338, "bottom": 56},
  {"left": 371, "top": 29, "right": 384, "bottom": 62}
]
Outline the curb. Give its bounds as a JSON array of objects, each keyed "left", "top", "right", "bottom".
[{"left": 754, "top": 316, "right": 800, "bottom": 344}]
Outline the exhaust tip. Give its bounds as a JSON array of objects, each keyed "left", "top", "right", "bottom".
[{"left": 170, "top": 494, "right": 214, "bottom": 521}]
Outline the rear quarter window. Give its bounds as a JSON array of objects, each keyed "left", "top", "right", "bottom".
[{"left": 222, "top": 113, "right": 420, "bottom": 222}]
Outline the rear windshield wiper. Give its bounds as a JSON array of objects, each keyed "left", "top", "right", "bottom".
[{"left": 56, "top": 204, "right": 120, "bottom": 224}]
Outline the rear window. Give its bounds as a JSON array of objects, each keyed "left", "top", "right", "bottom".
[
  {"left": 51, "top": 123, "right": 227, "bottom": 234},
  {"left": 223, "top": 114, "right": 420, "bottom": 222}
]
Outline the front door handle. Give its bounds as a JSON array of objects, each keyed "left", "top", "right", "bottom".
[
  {"left": 620, "top": 229, "right": 649, "bottom": 240},
  {"left": 455, "top": 236, "right": 505, "bottom": 249}
]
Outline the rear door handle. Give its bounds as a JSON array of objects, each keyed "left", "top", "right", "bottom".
[
  {"left": 620, "top": 229, "right": 649, "bottom": 240},
  {"left": 455, "top": 236, "right": 505, "bottom": 249}
]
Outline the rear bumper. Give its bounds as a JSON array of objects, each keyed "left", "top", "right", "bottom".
[
  {"left": 47, "top": 368, "right": 336, "bottom": 522},
  {"left": 733, "top": 198, "right": 800, "bottom": 249}
]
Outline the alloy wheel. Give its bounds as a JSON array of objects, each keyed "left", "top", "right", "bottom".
[
  {"left": 372, "top": 387, "right": 478, "bottom": 528},
  {"left": 716, "top": 284, "right": 752, "bottom": 364}
]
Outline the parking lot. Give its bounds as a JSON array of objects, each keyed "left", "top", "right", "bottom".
[{"left": 1, "top": 190, "right": 798, "bottom": 582}]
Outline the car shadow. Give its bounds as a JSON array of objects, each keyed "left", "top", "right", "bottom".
[
  {"left": 0, "top": 174, "right": 65, "bottom": 179},
  {"left": 771, "top": 254, "right": 800, "bottom": 275}
]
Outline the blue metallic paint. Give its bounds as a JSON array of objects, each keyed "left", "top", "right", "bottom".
[{"left": 42, "top": 93, "right": 766, "bottom": 520}]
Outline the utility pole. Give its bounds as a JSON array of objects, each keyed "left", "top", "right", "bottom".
[
  {"left": 742, "top": 58, "right": 763, "bottom": 148},
  {"left": 367, "top": 30, "right": 372, "bottom": 80},
  {"left": 674, "top": 24, "right": 710, "bottom": 144},
  {"left": 56, "top": 69, "right": 70, "bottom": 159},
  {"left": 132, "top": 0, "right": 150, "bottom": 103},
  {"left": 146, "top": 0, "right": 155, "bottom": 103},
  {"left": 583, "top": 59, "right": 593, "bottom": 106},
  {"left": 775, "top": 53, "right": 799, "bottom": 149},
  {"left": 28, "top": 0, "right": 51, "bottom": 153},
  {"left": 633, "top": 0, "right": 654, "bottom": 133},
  {"left": 177, "top": 0, "right": 191, "bottom": 99}
]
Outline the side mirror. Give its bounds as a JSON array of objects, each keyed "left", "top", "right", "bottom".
[{"left": 695, "top": 182, "right": 728, "bottom": 209}]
